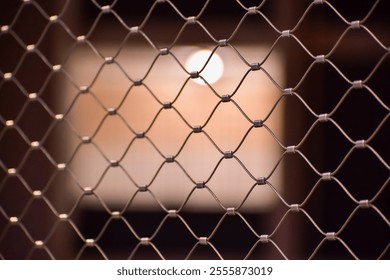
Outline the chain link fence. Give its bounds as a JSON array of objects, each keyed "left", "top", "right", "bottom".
[{"left": 0, "top": 0, "right": 389, "bottom": 259}]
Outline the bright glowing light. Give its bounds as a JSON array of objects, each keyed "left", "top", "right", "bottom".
[{"left": 185, "top": 49, "right": 224, "bottom": 85}]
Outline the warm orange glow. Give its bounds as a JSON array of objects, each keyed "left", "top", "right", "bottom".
[{"left": 65, "top": 45, "right": 285, "bottom": 212}]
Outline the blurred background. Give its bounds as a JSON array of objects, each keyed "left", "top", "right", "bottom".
[{"left": 0, "top": 0, "right": 389, "bottom": 259}]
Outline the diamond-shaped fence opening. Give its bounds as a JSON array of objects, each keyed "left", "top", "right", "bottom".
[{"left": 0, "top": 0, "right": 389, "bottom": 260}]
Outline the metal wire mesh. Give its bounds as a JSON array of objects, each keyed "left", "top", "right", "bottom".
[{"left": 0, "top": 0, "right": 389, "bottom": 259}]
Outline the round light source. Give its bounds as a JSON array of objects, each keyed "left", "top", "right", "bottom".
[{"left": 186, "top": 49, "right": 224, "bottom": 85}]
